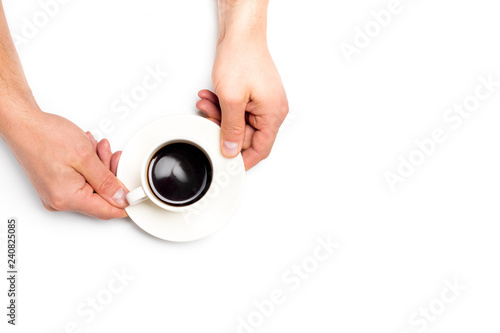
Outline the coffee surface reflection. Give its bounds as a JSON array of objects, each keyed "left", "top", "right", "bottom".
[{"left": 148, "top": 142, "right": 212, "bottom": 206}]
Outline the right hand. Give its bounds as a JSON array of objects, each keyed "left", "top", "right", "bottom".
[{"left": 4, "top": 110, "right": 128, "bottom": 220}]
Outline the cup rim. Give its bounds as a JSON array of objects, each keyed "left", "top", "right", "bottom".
[{"left": 139, "top": 136, "right": 215, "bottom": 213}]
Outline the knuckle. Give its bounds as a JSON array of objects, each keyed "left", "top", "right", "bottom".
[
  {"left": 98, "top": 174, "right": 115, "bottom": 194},
  {"left": 222, "top": 122, "right": 246, "bottom": 136},
  {"left": 223, "top": 96, "right": 244, "bottom": 108},
  {"left": 42, "top": 200, "right": 57, "bottom": 212},
  {"left": 280, "top": 102, "right": 289, "bottom": 119},
  {"left": 69, "top": 142, "right": 94, "bottom": 166},
  {"left": 47, "top": 193, "right": 68, "bottom": 211},
  {"left": 255, "top": 145, "right": 272, "bottom": 162},
  {"left": 75, "top": 142, "right": 94, "bottom": 159},
  {"left": 261, "top": 149, "right": 271, "bottom": 160},
  {"left": 274, "top": 97, "right": 289, "bottom": 121},
  {"left": 216, "top": 89, "right": 245, "bottom": 108}
]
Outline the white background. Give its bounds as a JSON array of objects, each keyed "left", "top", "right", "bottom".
[{"left": 1, "top": 0, "right": 500, "bottom": 332}]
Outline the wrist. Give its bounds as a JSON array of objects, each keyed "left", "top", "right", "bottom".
[
  {"left": 0, "top": 95, "right": 42, "bottom": 145},
  {"left": 217, "top": 0, "right": 269, "bottom": 45}
]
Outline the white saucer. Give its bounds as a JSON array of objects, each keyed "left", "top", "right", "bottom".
[{"left": 117, "top": 115, "right": 245, "bottom": 242}]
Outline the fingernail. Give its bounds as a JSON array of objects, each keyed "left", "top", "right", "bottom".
[
  {"left": 89, "top": 132, "right": 97, "bottom": 143},
  {"left": 112, "top": 188, "right": 128, "bottom": 206},
  {"left": 223, "top": 140, "right": 239, "bottom": 157}
]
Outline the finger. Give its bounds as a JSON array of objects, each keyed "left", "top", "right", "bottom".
[
  {"left": 196, "top": 99, "right": 222, "bottom": 120},
  {"left": 74, "top": 150, "right": 129, "bottom": 208},
  {"left": 97, "top": 139, "right": 112, "bottom": 170},
  {"left": 198, "top": 89, "right": 219, "bottom": 106},
  {"left": 218, "top": 94, "right": 248, "bottom": 157},
  {"left": 86, "top": 131, "right": 98, "bottom": 151},
  {"left": 243, "top": 124, "right": 255, "bottom": 150},
  {"left": 72, "top": 182, "right": 128, "bottom": 220},
  {"left": 242, "top": 147, "right": 265, "bottom": 171},
  {"left": 241, "top": 128, "right": 276, "bottom": 170},
  {"left": 110, "top": 151, "right": 122, "bottom": 176}
]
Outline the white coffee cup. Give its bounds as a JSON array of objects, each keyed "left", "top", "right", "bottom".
[{"left": 126, "top": 136, "right": 214, "bottom": 213}]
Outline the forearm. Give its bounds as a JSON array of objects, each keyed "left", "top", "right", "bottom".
[
  {"left": 217, "top": 0, "right": 269, "bottom": 44},
  {"left": 0, "top": 1, "right": 40, "bottom": 140}
]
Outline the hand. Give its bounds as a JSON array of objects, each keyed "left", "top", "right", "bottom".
[
  {"left": 85, "top": 131, "right": 122, "bottom": 178},
  {"left": 0, "top": 1, "right": 127, "bottom": 220},
  {"left": 197, "top": 0, "right": 288, "bottom": 170},
  {"left": 4, "top": 111, "right": 129, "bottom": 220}
]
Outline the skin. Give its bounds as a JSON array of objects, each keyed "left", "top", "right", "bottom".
[
  {"left": 197, "top": 0, "right": 289, "bottom": 170},
  {"left": 0, "top": 0, "right": 287, "bottom": 219},
  {"left": 0, "top": 1, "right": 127, "bottom": 220}
]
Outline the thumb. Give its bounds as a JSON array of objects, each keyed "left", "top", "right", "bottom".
[
  {"left": 219, "top": 96, "right": 247, "bottom": 157},
  {"left": 75, "top": 152, "right": 129, "bottom": 208}
]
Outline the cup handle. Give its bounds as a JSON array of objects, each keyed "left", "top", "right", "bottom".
[{"left": 126, "top": 186, "right": 147, "bottom": 206}]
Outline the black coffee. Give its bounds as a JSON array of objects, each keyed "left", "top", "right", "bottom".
[{"left": 147, "top": 142, "right": 212, "bottom": 207}]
